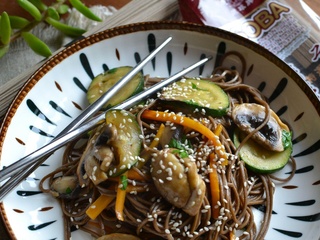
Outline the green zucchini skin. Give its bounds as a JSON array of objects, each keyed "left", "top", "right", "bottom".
[
  {"left": 87, "top": 66, "right": 144, "bottom": 109},
  {"left": 233, "top": 129, "right": 292, "bottom": 174},
  {"left": 105, "top": 110, "right": 142, "bottom": 177},
  {"left": 159, "top": 78, "right": 229, "bottom": 117}
]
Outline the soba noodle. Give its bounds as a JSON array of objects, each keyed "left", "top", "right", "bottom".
[{"left": 40, "top": 64, "right": 295, "bottom": 240}]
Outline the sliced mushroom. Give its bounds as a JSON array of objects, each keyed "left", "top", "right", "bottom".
[
  {"left": 77, "top": 124, "right": 118, "bottom": 186},
  {"left": 50, "top": 176, "right": 79, "bottom": 198},
  {"left": 151, "top": 148, "right": 206, "bottom": 216},
  {"left": 232, "top": 103, "right": 289, "bottom": 152},
  {"left": 159, "top": 124, "right": 184, "bottom": 149},
  {"left": 99, "top": 146, "right": 115, "bottom": 172}
]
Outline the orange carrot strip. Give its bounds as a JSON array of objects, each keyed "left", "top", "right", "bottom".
[
  {"left": 137, "top": 123, "right": 166, "bottom": 169},
  {"left": 214, "top": 124, "right": 223, "bottom": 136},
  {"left": 115, "top": 172, "right": 127, "bottom": 221},
  {"left": 127, "top": 168, "right": 150, "bottom": 181},
  {"left": 209, "top": 153, "right": 220, "bottom": 219},
  {"left": 149, "top": 123, "right": 165, "bottom": 148},
  {"left": 213, "top": 123, "right": 228, "bottom": 166},
  {"left": 141, "top": 110, "right": 228, "bottom": 164},
  {"left": 86, "top": 195, "right": 115, "bottom": 220}
]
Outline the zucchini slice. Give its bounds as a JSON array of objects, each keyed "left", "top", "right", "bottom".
[
  {"left": 233, "top": 129, "right": 292, "bottom": 174},
  {"left": 160, "top": 78, "right": 229, "bottom": 116},
  {"left": 105, "top": 110, "right": 142, "bottom": 177},
  {"left": 87, "top": 66, "right": 144, "bottom": 108}
]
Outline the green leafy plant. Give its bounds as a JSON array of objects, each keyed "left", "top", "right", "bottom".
[{"left": 0, "top": 0, "right": 102, "bottom": 58}]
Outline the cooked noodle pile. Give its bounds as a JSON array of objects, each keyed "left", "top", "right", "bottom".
[{"left": 40, "top": 65, "right": 295, "bottom": 240}]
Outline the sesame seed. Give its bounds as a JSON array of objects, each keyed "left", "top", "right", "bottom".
[{"left": 139, "top": 134, "right": 144, "bottom": 139}]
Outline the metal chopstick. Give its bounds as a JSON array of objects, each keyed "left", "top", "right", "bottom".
[
  {"left": 0, "top": 56, "right": 212, "bottom": 201},
  {"left": 0, "top": 36, "right": 172, "bottom": 179}
]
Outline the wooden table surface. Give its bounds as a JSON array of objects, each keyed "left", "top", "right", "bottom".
[
  {"left": 304, "top": 0, "right": 319, "bottom": 15},
  {"left": 0, "top": 0, "right": 319, "bottom": 239}
]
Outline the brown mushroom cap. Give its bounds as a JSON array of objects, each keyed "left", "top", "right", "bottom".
[
  {"left": 151, "top": 148, "right": 206, "bottom": 216},
  {"left": 232, "top": 103, "right": 289, "bottom": 152}
]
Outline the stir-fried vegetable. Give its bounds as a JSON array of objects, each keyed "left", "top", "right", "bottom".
[
  {"left": 141, "top": 109, "right": 228, "bottom": 165},
  {"left": 86, "top": 195, "right": 115, "bottom": 220},
  {"left": 159, "top": 78, "right": 229, "bottom": 117},
  {"left": 87, "top": 66, "right": 144, "bottom": 109},
  {"left": 40, "top": 66, "right": 296, "bottom": 239},
  {"left": 233, "top": 129, "right": 292, "bottom": 174},
  {"left": 115, "top": 172, "right": 128, "bottom": 221},
  {"left": 209, "top": 124, "right": 223, "bottom": 219}
]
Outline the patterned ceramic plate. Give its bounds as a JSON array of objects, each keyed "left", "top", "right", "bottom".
[{"left": 0, "top": 22, "right": 319, "bottom": 240}]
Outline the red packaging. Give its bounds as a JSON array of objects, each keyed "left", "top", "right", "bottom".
[{"left": 179, "top": 0, "right": 320, "bottom": 98}]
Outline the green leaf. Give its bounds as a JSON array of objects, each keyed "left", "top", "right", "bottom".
[
  {"left": 69, "top": 0, "right": 102, "bottom": 22},
  {"left": 178, "top": 150, "right": 189, "bottom": 158},
  {"left": 169, "top": 138, "right": 184, "bottom": 150},
  {"left": 28, "top": 0, "right": 48, "bottom": 11},
  {"left": 171, "top": 148, "right": 189, "bottom": 158},
  {"left": 65, "top": 187, "right": 72, "bottom": 194},
  {"left": 120, "top": 175, "right": 128, "bottom": 190},
  {"left": 17, "top": 0, "right": 42, "bottom": 21},
  {"left": 282, "top": 130, "right": 292, "bottom": 150},
  {"left": 0, "top": 44, "right": 9, "bottom": 59},
  {"left": 9, "top": 15, "right": 30, "bottom": 29},
  {"left": 0, "top": 12, "right": 11, "bottom": 45},
  {"left": 169, "top": 136, "right": 193, "bottom": 158},
  {"left": 57, "top": 4, "right": 70, "bottom": 15},
  {"left": 45, "top": 17, "right": 86, "bottom": 37},
  {"left": 21, "top": 31, "right": 52, "bottom": 57},
  {"left": 47, "top": 7, "right": 60, "bottom": 20}
]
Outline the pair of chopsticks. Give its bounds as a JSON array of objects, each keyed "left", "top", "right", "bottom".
[{"left": 0, "top": 36, "right": 212, "bottom": 201}]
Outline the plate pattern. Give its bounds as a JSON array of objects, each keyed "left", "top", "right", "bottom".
[{"left": 0, "top": 22, "right": 320, "bottom": 240}]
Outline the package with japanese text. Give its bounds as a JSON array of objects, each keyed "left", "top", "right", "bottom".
[{"left": 179, "top": 0, "right": 320, "bottom": 98}]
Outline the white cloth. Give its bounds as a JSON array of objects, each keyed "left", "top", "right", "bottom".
[{"left": 0, "top": 5, "right": 117, "bottom": 86}]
